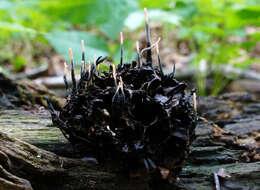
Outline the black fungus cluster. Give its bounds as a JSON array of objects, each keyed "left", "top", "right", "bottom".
[{"left": 47, "top": 10, "right": 197, "bottom": 182}]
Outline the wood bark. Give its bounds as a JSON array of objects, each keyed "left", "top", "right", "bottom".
[{"left": 0, "top": 85, "right": 260, "bottom": 189}]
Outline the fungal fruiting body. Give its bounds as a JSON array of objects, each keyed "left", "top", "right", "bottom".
[{"left": 47, "top": 8, "right": 197, "bottom": 183}]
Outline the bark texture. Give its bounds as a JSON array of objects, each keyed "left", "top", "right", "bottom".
[{"left": 0, "top": 91, "right": 259, "bottom": 189}]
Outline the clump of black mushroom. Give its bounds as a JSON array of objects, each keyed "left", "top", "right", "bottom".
[{"left": 46, "top": 8, "right": 197, "bottom": 183}]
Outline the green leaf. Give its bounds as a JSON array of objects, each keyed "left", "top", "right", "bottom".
[
  {"left": 0, "top": 1, "right": 12, "bottom": 10},
  {"left": 236, "top": 6, "right": 260, "bottom": 19},
  {"left": 138, "top": 0, "right": 174, "bottom": 9},
  {"left": 0, "top": 66, "right": 10, "bottom": 76},
  {"left": 174, "top": 1, "right": 198, "bottom": 19},
  {"left": 38, "top": 0, "right": 95, "bottom": 26},
  {"left": 125, "top": 9, "right": 180, "bottom": 31},
  {"left": 227, "top": 28, "right": 246, "bottom": 38},
  {"left": 13, "top": 56, "right": 26, "bottom": 72},
  {"left": 227, "top": 5, "right": 260, "bottom": 28},
  {"left": 45, "top": 30, "right": 109, "bottom": 65},
  {"left": 178, "top": 27, "right": 192, "bottom": 39},
  {"left": 0, "top": 21, "right": 36, "bottom": 33},
  {"left": 43, "top": 0, "right": 138, "bottom": 40},
  {"left": 191, "top": 24, "right": 226, "bottom": 37},
  {"left": 39, "top": 0, "right": 95, "bottom": 9},
  {"left": 86, "top": 0, "right": 138, "bottom": 40}
]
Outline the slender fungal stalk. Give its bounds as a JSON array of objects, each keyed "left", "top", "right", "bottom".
[
  {"left": 69, "top": 48, "right": 77, "bottom": 93},
  {"left": 81, "top": 40, "right": 85, "bottom": 77},
  {"left": 81, "top": 60, "right": 85, "bottom": 78},
  {"left": 112, "top": 76, "right": 125, "bottom": 103},
  {"left": 87, "top": 60, "right": 91, "bottom": 82},
  {"left": 97, "top": 64, "right": 100, "bottom": 75},
  {"left": 136, "top": 41, "right": 141, "bottom": 67},
  {"left": 112, "top": 64, "right": 117, "bottom": 87},
  {"left": 173, "top": 62, "right": 176, "bottom": 77},
  {"left": 85, "top": 60, "right": 89, "bottom": 73},
  {"left": 119, "top": 76, "right": 123, "bottom": 92},
  {"left": 63, "top": 62, "right": 69, "bottom": 97},
  {"left": 156, "top": 42, "right": 163, "bottom": 75},
  {"left": 144, "top": 8, "right": 152, "bottom": 64},
  {"left": 120, "top": 32, "right": 124, "bottom": 67},
  {"left": 93, "top": 54, "right": 97, "bottom": 73},
  {"left": 193, "top": 92, "right": 197, "bottom": 113}
]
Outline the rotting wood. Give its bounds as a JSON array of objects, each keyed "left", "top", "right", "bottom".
[{"left": 0, "top": 92, "right": 259, "bottom": 189}]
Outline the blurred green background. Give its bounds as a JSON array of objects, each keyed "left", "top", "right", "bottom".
[{"left": 0, "top": 0, "right": 259, "bottom": 96}]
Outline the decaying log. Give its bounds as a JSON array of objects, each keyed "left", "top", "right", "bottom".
[
  {"left": 180, "top": 92, "right": 260, "bottom": 189},
  {"left": 0, "top": 73, "right": 63, "bottom": 110},
  {"left": 0, "top": 156, "right": 33, "bottom": 190},
  {"left": 0, "top": 130, "right": 186, "bottom": 190},
  {"left": 0, "top": 91, "right": 260, "bottom": 189}
]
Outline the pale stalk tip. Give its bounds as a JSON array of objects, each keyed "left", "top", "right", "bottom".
[
  {"left": 68, "top": 48, "right": 73, "bottom": 60},
  {"left": 144, "top": 8, "right": 148, "bottom": 23},
  {"left": 119, "top": 76, "right": 124, "bottom": 91},
  {"left": 119, "top": 76, "right": 123, "bottom": 85},
  {"left": 120, "top": 32, "right": 123, "bottom": 45},
  {"left": 156, "top": 42, "right": 159, "bottom": 55},
  {"left": 93, "top": 54, "right": 97, "bottom": 63},
  {"left": 88, "top": 60, "right": 91, "bottom": 75},
  {"left": 136, "top": 41, "right": 140, "bottom": 53},
  {"left": 64, "top": 62, "right": 69, "bottom": 76},
  {"left": 193, "top": 92, "right": 197, "bottom": 112},
  {"left": 64, "top": 61, "right": 69, "bottom": 76},
  {"left": 157, "top": 37, "right": 161, "bottom": 44},
  {"left": 112, "top": 64, "right": 117, "bottom": 85},
  {"left": 81, "top": 40, "right": 85, "bottom": 52}
]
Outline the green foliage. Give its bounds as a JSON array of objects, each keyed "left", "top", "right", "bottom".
[
  {"left": 45, "top": 30, "right": 109, "bottom": 63},
  {"left": 0, "top": 0, "right": 259, "bottom": 96},
  {"left": 125, "top": 9, "right": 180, "bottom": 31},
  {"left": 88, "top": 0, "right": 138, "bottom": 40},
  {"left": 170, "top": 0, "right": 260, "bottom": 96},
  {"left": 0, "top": 22, "right": 36, "bottom": 34},
  {"left": 0, "top": 0, "right": 139, "bottom": 67},
  {"left": 13, "top": 56, "right": 26, "bottom": 72}
]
